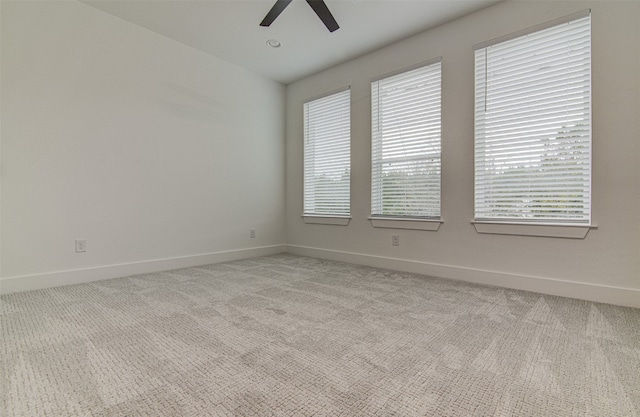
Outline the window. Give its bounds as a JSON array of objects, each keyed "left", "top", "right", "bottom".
[
  {"left": 303, "top": 88, "right": 351, "bottom": 218},
  {"left": 474, "top": 12, "right": 592, "bottom": 226},
  {"left": 371, "top": 60, "right": 442, "bottom": 221}
]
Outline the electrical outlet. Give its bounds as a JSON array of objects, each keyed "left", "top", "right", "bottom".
[
  {"left": 392, "top": 235, "right": 400, "bottom": 246},
  {"left": 75, "top": 239, "right": 87, "bottom": 253},
  {"left": 249, "top": 228, "right": 256, "bottom": 238}
]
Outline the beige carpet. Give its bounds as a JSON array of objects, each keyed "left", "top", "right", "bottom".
[{"left": 1, "top": 254, "right": 639, "bottom": 416}]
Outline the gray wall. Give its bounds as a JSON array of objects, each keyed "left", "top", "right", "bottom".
[{"left": 285, "top": 1, "right": 640, "bottom": 307}]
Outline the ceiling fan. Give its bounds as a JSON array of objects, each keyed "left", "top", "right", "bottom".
[{"left": 260, "top": 0, "right": 340, "bottom": 33}]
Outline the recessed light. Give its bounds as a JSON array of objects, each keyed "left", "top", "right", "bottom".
[{"left": 266, "top": 39, "right": 281, "bottom": 48}]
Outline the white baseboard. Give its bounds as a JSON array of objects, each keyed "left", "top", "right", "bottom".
[
  {"left": 286, "top": 245, "right": 640, "bottom": 309},
  {"left": 0, "top": 245, "right": 286, "bottom": 295},
  {"left": 3, "top": 244, "right": 637, "bottom": 309}
]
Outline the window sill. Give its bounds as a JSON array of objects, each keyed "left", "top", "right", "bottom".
[
  {"left": 369, "top": 217, "right": 442, "bottom": 231},
  {"left": 472, "top": 221, "right": 596, "bottom": 239},
  {"left": 302, "top": 215, "right": 351, "bottom": 226}
]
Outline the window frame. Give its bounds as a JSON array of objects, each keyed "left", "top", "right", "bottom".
[
  {"left": 369, "top": 58, "right": 443, "bottom": 231},
  {"left": 302, "top": 87, "right": 352, "bottom": 224},
  {"left": 472, "top": 10, "right": 595, "bottom": 238}
]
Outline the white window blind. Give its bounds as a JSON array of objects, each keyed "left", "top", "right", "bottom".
[
  {"left": 371, "top": 60, "right": 442, "bottom": 218},
  {"left": 303, "top": 89, "right": 351, "bottom": 216},
  {"left": 474, "top": 12, "right": 591, "bottom": 224}
]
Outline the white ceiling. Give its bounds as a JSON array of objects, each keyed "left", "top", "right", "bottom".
[{"left": 83, "top": 0, "right": 502, "bottom": 84}]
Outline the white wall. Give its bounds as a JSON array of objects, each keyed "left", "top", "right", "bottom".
[
  {"left": 286, "top": 1, "right": 640, "bottom": 307},
  {"left": 1, "top": 1, "right": 285, "bottom": 292},
  {"left": 2, "top": 1, "right": 638, "bottom": 307}
]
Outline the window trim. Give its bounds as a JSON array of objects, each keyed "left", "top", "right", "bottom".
[
  {"left": 472, "top": 221, "right": 595, "bottom": 239},
  {"left": 302, "top": 215, "right": 351, "bottom": 226},
  {"left": 302, "top": 87, "right": 352, "bottom": 219},
  {"left": 369, "top": 217, "right": 442, "bottom": 231},
  {"left": 370, "top": 58, "right": 443, "bottom": 223},
  {"left": 473, "top": 11, "right": 592, "bottom": 231}
]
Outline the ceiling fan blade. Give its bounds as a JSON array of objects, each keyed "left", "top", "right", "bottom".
[
  {"left": 306, "top": 0, "right": 339, "bottom": 32},
  {"left": 260, "top": 0, "right": 293, "bottom": 27}
]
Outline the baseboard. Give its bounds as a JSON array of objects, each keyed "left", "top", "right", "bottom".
[
  {"left": 286, "top": 245, "right": 640, "bottom": 308},
  {"left": 0, "top": 245, "right": 286, "bottom": 295},
  {"left": 4, "top": 244, "right": 637, "bottom": 308}
]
